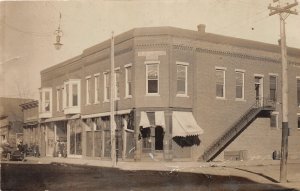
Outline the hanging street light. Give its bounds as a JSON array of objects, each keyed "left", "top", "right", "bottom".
[{"left": 54, "top": 13, "right": 63, "bottom": 50}]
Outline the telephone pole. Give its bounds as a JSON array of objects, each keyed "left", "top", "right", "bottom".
[
  {"left": 110, "top": 31, "right": 117, "bottom": 167},
  {"left": 268, "top": 0, "right": 298, "bottom": 183}
]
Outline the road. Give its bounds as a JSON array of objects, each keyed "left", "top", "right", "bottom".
[{"left": 1, "top": 161, "right": 299, "bottom": 191}]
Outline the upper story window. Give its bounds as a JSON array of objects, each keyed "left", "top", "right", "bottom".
[
  {"left": 63, "top": 79, "right": 81, "bottom": 109},
  {"left": 146, "top": 61, "right": 159, "bottom": 95},
  {"left": 270, "top": 75, "right": 277, "bottom": 102},
  {"left": 115, "top": 68, "right": 120, "bottom": 99},
  {"left": 104, "top": 72, "right": 110, "bottom": 102},
  {"left": 94, "top": 74, "right": 100, "bottom": 103},
  {"left": 86, "top": 76, "right": 92, "bottom": 105},
  {"left": 235, "top": 70, "right": 245, "bottom": 100},
  {"left": 56, "top": 88, "right": 60, "bottom": 112},
  {"left": 216, "top": 67, "right": 226, "bottom": 99},
  {"left": 39, "top": 88, "right": 52, "bottom": 117},
  {"left": 297, "top": 77, "right": 300, "bottom": 107},
  {"left": 125, "top": 64, "right": 132, "bottom": 98},
  {"left": 176, "top": 62, "right": 188, "bottom": 96},
  {"left": 297, "top": 114, "right": 300, "bottom": 129}
]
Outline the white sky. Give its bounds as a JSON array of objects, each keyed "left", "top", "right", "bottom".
[{"left": 1, "top": 0, "right": 300, "bottom": 99}]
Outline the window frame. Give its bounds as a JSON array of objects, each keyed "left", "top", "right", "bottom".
[
  {"left": 145, "top": 61, "right": 160, "bottom": 96},
  {"left": 39, "top": 87, "right": 52, "bottom": 113},
  {"left": 103, "top": 72, "right": 110, "bottom": 102},
  {"left": 125, "top": 63, "right": 132, "bottom": 98},
  {"left": 176, "top": 62, "right": 189, "bottom": 97},
  {"left": 94, "top": 73, "right": 100, "bottom": 103},
  {"left": 269, "top": 74, "right": 278, "bottom": 102},
  {"left": 215, "top": 67, "right": 226, "bottom": 99},
  {"left": 63, "top": 79, "right": 81, "bottom": 109},
  {"left": 235, "top": 69, "right": 245, "bottom": 100}
]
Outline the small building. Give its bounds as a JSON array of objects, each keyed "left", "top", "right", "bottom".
[
  {"left": 0, "top": 97, "right": 31, "bottom": 146},
  {"left": 38, "top": 25, "right": 300, "bottom": 161}
]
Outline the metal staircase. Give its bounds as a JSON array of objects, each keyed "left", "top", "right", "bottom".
[{"left": 201, "top": 98, "right": 275, "bottom": 162}]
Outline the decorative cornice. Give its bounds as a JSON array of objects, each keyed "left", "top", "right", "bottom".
[
  {"left": 196, "top": 47, "right": 280, "bottom": 63},
  {"left": 172, "top": 44, "right": 193, "bottom": 51},
  {"left": 136, "top": 43, "right": 169, "bottom": 49}
]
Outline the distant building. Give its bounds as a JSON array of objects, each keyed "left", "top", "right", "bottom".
[
  {"left": 38, "top": 25, "right": 300, "bottom": 161},
  {"left": 0, "top": 97, "right": 31, "bottom": 146}
]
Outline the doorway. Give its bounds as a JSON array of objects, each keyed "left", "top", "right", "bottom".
[
  {"left": 155, "top": 126, "right": 164, "bottom": 150},
  {"left": 69, "top": 120, "right": 82, "bottom": 157},
  {"left": 255, "top": 76, "right": 263, "bottom": 106}
]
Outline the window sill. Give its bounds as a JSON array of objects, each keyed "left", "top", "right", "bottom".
[
  {"left": 176, "top": 94, "right": 189, "bottom": 98},
  {"left": 146, "top": 93, "right": 160, "bottom": 96},
  {"left": 235, "top": 98, "right": 246, "bottom": 102},
  {"left": 125, "top": 95, "right": 132, "bottom": 99}
]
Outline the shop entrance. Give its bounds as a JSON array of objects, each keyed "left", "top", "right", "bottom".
[{"left": 69, "top": 120, "right": 82, "bottom": 157}]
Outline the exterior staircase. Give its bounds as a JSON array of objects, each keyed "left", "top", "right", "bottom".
[{"left": 201, "top": 98, "right": 275, "bottom": 162}]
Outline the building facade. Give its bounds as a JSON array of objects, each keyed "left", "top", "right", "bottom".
[{"left": 38, "top": 25, "right": 300, "bottom": 161}]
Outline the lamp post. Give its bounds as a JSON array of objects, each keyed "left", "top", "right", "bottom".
[{"left": 54, "top": 13, "right": 63, "bottom": 50}]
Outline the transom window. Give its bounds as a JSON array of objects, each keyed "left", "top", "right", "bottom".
[
  {"left": 146, "top": 63, "right": 159, "bottom": 95},
  {"left": 216, "top": 68, "right": 226, "bottom": 98}
]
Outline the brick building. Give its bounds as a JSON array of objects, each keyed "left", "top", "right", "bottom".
[{"left": 38, "top": 25, "right": 300, "bottom": 161}]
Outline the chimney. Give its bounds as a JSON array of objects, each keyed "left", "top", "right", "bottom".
[{"left": 197, "top": 24, "right": 206, "bottom": 33}]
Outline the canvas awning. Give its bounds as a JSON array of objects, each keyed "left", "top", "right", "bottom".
[
  {"left": 139, "top": 111, "right": 166, "bottom": 129},
  {"left": 172, "top": 111, "right": 203, "bottom": 137}
]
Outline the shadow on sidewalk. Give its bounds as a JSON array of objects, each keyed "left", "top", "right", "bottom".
[{"left": 1, "top": 163, "right": 298, "bottom": 191}]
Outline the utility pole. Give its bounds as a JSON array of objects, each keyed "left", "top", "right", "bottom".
[
  {"left": 110, "top": 31, "right": 117, "bottom": 167},
  {"left": 268, "top": 0, "right": 298, "bottom": 183}
]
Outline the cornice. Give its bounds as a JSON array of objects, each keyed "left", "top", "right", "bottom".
[{"left": 135, "top": 43, "right": 169, "bottom": 49}]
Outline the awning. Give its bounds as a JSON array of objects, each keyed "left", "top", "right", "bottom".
[
  {"left": 172, "top": 111, "right": 203, "bottom": 137},
  {"left": 139, "top": 111, "right": 166, "bottom": 129},
  {"left": 139, "top": 112, "right": 150, "bottom": 128}
]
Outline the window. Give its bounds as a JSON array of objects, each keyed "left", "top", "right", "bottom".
[
  {"left": 63, "top": 79, "right": 81, "bottom": 110},
  {"left": 270, "top": 75, "right": 277, "bottom": 102},
  {"left": 176, "top": 62, "right": 188, "bottom": 96},
  {"left": 72, "top": 84, "right": 78, "bottom": 106},
  {"left": 270, "top": 112, "right": 278, "bottom": 128},
  {"left": 45, "top": 91, "right": 50, "bottom": 112},
  {"left": 86, "top": 76, "right": 92, "bottom": 104},
  {"left": 146, "top": 63, "right": 159, "bottom": 94},
  {"left": 235, "top": 70, "right": 244, "bottom": 99},
  {"left": 216, "top": 68, "right": 225, "bottom": 98},
  {"left": 94, "top": 74, "right": 100, "bottom": 103},
  {"left": 115, "top": 69, "right": 120, "bottom": 99},
  {"left": 39, "top": 88, "right": 52, "bottom": 116},
  {"left": 56, "top": 88, "right": 60, "bottom": 111},
  {"left": 297, "top": 78, "right": 300, "bottom": 107},
  {"left": 125, "top": 64, "right": 132, "bottom": 98},
  {"left": 104, "top": 72, "right": 110, "bottom": 101}
]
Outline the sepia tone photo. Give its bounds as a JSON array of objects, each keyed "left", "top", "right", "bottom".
[{"left": 1, "top": 0, "right": 300, "bottom": 190}]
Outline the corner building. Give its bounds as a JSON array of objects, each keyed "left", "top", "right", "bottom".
[{"left": 39, "top": 25, "right": 300, "bottom": 161}]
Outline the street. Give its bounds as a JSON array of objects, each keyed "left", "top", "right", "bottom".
[{"left": 1, "top": 161, "right": 299, "bottom": 191}]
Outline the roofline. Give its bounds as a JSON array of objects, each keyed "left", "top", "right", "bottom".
[{"left": 42, "top": 26, "right": 300, "bottom": 73}]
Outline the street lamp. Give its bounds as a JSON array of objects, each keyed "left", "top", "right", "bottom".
[{"left": 54, "top": 13, "right": 63, "bottom": 50}]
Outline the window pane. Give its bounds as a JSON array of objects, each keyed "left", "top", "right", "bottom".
[
  {"left": 177, "top": 65, "right": 186, "bottom": 94},
  {"left": 72, "top": 84, "right": 78, "bottom": 106},
  {"left": 216, "top": 69, "right": 224, "bottom": 97},
  {"left": 148, "top": 80, "right": 158, "bottom": 93},
  {"left": 298, "top": 116, "right": 300, "bottom": 129},
  {"left": 235, "top": 72, "right": 243, "bottom": 99},
  {"left": 45, "top": 92, "right": 50, "bottom": 111},
  {"left": 216, "top": 84, "right": 224, "bottom": 97},
  {"left": 270, "top": 76, "right": 277, "bottom": 101},
  {"left": 236, "top": 86, "right": 243, "bottom": 99},
  {"left": 147, "top": 65, "right": 158, "bottom": 80}
]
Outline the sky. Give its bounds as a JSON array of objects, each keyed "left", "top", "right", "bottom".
[{"left": 1, "top": 0, "right": 300, "bottom": 99}]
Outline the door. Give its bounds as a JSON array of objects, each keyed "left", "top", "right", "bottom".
[
  {"left": 155, "top": 126, "right": 164, "bottom": 151},
  {"left": 46, "top": 125, "right": 55, "bottom": 156},
  {"left": 69, "top": 120, "right": 82, "bottom": 157},
  {"left": 255, "top": 76, "right": 263, "bottom": 106}
]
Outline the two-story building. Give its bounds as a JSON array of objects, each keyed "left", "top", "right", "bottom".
[{"left": 38, "top": 25, "right": 300, "bottom": 161}]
